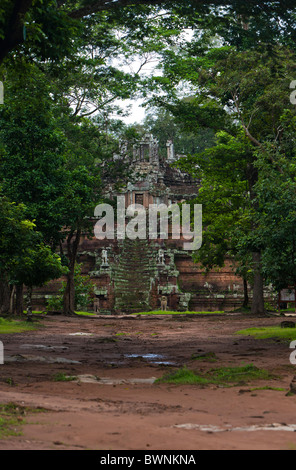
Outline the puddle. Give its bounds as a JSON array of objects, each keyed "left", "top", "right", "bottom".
[
  {"left": 174, "top": 423, "right": 296, "bottom": 433},
  {"left": 5, "top": 354, "right": 80, "bottom": 364},
  {"left": 68, "top": 332, "right": 93, "bottom": 336},
  {"left": 20, "top": 344, "right": 69, "bottom": 351},
  {"left": 124, "top": 353, "right": 174, "bottom": 365},
  {"left": 73, "top": 374, "right": 156, "bottom": 385}
]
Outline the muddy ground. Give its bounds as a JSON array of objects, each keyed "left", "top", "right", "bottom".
[{"left": 0, "top": 313, "right": 296, "bottom": 450}]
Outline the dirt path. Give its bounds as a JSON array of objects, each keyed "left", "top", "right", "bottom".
[{"left": 0, "top": 313, "right": 296, "bottom": 450}]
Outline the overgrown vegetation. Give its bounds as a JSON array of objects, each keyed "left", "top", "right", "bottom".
[
  {"left": 155, "top": 364, "right": 275, "bottom": 387},
  {"left": 46, "top": 264, "right": 95, "bottom": 313},
  {"left": 236, "top": 327, "right": 296, "bottom": 342},
  {"left": 52, "top": 373, "right": 77, "bottom": 382},
  {"left": 249, "top": 386, "right": 286, "bottom": 392},
  {"left": 2, "top": 2, "right": 296, "bottom": 316},
  {"left": 135, "top": 310, "right": 224, "bottom": 315},
  {"left": 0, "top": 317, "right": 38, "bottom": 334},
  {"left": 191, "top": 352, "right": 218, "bottom": 362},
  {"left": 0, "top": 402, "right": 45, "bottom": 439}
]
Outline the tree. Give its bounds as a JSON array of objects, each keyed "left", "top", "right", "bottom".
[
  {"left": 2, "top": 1, "right": 296, "bottom": 64},
  {"left": 12, "top": 242, "right": 66, "bottom": 318},
  {"left": 47, "top": 263, "right": 95, "bottom": 312},
  {"left": 0, "top": 193, "right": 36, "bottom": 314},
  {"left": 59, "top": 164, "right": 99, "bottom": 315},
  {"left": 143, "top": 108, "right": 215, "bottom": 158},
  {"left": 3, "top": 0, "right": 296, "bottom": 318},
  {"left": 250, "top": 114, "right": 296, "bottom": 309},
  {"left": 0, "top": 8, "right": 159, "bottom": 314},
  {"left": 0, "top": 62, "right": 84, "bottom": 315},
  {"left": 151, "top": 41, "right": 296, "bottom": 314},
  {"left": 0, "top": 62, "right": 70, "bottom": 248},
  {"left": 176, "top": 130, "right": 254, "bottom": 309},
  {"left": 0, "top": 191, "right": 64, "bottom": 316},
  {"left": 0, "top": 0, "right": 179, "bottom": 64}
]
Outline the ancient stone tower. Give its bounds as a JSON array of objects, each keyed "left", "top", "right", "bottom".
[{"left": 35, "top": 134, "right": 247, "bottom": 313}]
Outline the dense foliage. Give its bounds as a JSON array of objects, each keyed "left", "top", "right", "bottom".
[{"left": 1, "top": 1, "right": 296, "bottom": 315}]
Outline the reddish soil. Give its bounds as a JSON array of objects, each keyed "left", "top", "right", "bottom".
[{"left": 0, "top": 313, "right": 296, "bottom": 450}]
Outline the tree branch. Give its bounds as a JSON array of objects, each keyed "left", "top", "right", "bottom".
[
  {"left": 0, "top": 0, "right": 33, "bottom": 62},
  {"left": 232, "top": 90, "right": 263, "bottom": 149},
  {"left": 67, "top": 0, "right": 164, "bottom": 19}
]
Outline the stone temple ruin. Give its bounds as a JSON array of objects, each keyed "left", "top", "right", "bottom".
[{"left": 36, "top": 134, "right": 248, "bottom": 313}]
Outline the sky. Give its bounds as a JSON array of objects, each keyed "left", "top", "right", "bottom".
[
  {"left": 118, "top": 98, "right": 147, "bottom": 124},
  {"left": 113, "top": 28, "right": 194, "bottom": 125},
  {"left": 113, "top": 53, "right": 160, "bottom": 124}
]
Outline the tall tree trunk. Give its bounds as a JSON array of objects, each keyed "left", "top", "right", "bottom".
[
  {"left": 15, "top": 284, "right": 24, "bottom": 316},
  {"left": 0, "top": 277, "right": 10, "bottom": 314},
  {"left": 63, "top": 229, "right": 81, "bottom": 315},
  {"left": 246, "top": 161, "right": 265, "bottom": 315},
  {"left": 242, "top": 277, "right": 249, "bottom": 308},
  {"left": 26, "top": 285, "right": 33, "bottom": 321},
  {"left": 0, "top": 0, "right": 34, "bottom": 64},
  {"left": 9, "top": 285, "right": 16, "bottom": 314},
  {"left": 63, "top": 269, "right": 76, "bottom": 315},
  {"left": 251, "top": 251, "right": 265, "bottom": 315}
]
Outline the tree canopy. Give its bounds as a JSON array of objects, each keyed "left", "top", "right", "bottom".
[
  {"left": 147, "top": 24, "right": 296, "bottom": 312},
  {"left": 2, "top": 1, "right": 296, "bottom": 63},
  {"left": 2, "top": 0, "right": 296, "bottom": 315}
]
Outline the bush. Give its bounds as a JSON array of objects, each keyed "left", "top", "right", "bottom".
[{"left": 46, "top": 263, "right": 95, "bottom": 312}]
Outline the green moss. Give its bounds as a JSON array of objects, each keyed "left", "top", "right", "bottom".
[
  {"left": 191, "top": 352, "right": 218, "bottom": 362},
  {"left": 23, "top": 310, "right": 44, "bottom": 315},
  {"left": 0, "top": 402, "right": 45, "bottom": 439},
  {"left": 75, "top": 311, "right": 96, "bottom": 316},
  {"left": 52, "top": 373, "right": 77, "bottom": 382},
  {"left": 236, "top": 326, "right": 296, "bottom": 342},
  {"left": 156, "top": 367, "right": 208, "bottom": 385},
  {"left": 136, "top": 310, "right": 224, "bottom": 315},
  {"left": 0, "top": 317, "right": 38, "bottom": 334},
  {"left": 72, "top": 310, "right": 225, "bottom": 316},
  {"left": 249, "top": 386, "right": 286, "bottom": 392},
  {"left": 155, "top": 364, "right": 274, "bottom": 386}
]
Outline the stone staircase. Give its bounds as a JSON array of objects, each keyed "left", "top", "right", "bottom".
[{"left": 113, "top": 238, "right": 157, "bottom": 312}]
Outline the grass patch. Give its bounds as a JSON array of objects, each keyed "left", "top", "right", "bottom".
[
  {"left": 73, "top": 310, "right": 225, "bottom": 316},
  {"left": 136, "top": 310, "right": 224, "bottom": 316},
  {"left": 3, "top": 377, "right": 15, "bottom": 386},
  {"left": 155, "top": 364, "right": 274, "bottom": 387},
  {"left": 236, "top": 326, "right": 296, "bottom": 342},
  {"left": 23, "top": 310, "right": 44, "bottom": 315},
  {"left": 0, "top": 402, "right": 45, "bottom": 439},
  {"left": 156, "top": 367, "right": 209, "bottom": 385},
  {"left": 249, "top": 386, "right": 286, "bottom": 392},
  {"left": 96, "top": 337, "right": 117, "bottom": 343},
  {"left": 191, "top": 352, "right": 218, "bottom": 362},
  {"left": 0, "top": 317, "right": 38, "bottom": 334},
  {"left": 52, "top": 373, "right": 77, "bottom": 382},
  {"left": 231, "top": 306, "right": 252, "bottom": 313},
  {"left": 75, "top": 311, "right": 96, "bottom": 316}
]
